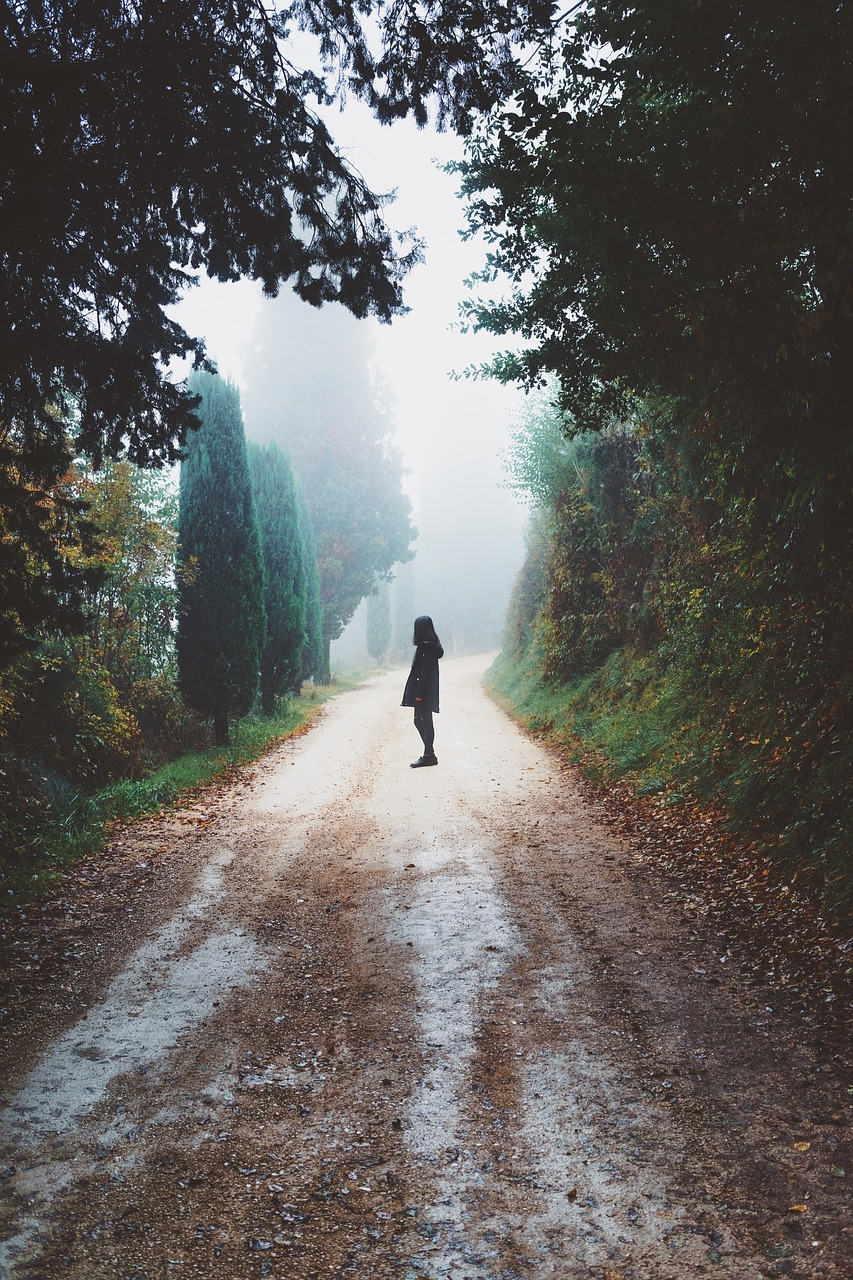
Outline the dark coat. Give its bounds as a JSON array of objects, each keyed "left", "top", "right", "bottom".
[{"left": 401, "top": 640, "right": 443, "bottom": 713}]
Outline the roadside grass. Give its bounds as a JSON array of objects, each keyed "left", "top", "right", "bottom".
[
  {"left": 487, "top": 647, "right": 853, "bottom": 912},
  {"left": 488, "top": 644, "right": 752, "bottom": 806},
  {"left": 4, "top": 679, "right": 352, "bottom": 911}
]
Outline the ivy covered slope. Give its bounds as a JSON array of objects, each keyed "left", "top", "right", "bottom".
[
  {"left": 491, "top": 394, "right": 852, "bottom": 912},
  {"left": 460, "top": 1, "right": 853, "bottom": 910}
]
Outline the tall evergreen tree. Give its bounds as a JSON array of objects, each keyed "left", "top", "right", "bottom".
[
  {"left": 366, "top": 579, "right": 392, "bottom": 664},
  {"left": 248, "top": 442, "right": 306, "bottom": 712},
  {"left": 177, "top": 373, "right": 265, "bottom": 743},
  {"left": 295, "top": 478, "right": 324, "bottom": 683},
  {"left": 243, "top": 295, "right": 415, "bottom": 682}
]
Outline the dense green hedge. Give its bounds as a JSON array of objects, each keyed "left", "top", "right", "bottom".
[{"left": 497, "top": 405, "right": 852, "bottom": 913}]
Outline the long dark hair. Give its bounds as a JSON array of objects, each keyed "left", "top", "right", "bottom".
[{"left": 413, "top": 615, "right": 440, "bottom": 646}]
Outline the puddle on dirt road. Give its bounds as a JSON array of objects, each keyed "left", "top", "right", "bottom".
[{"left": 0, "top": 848, "right": 266, "bottom": 1275}]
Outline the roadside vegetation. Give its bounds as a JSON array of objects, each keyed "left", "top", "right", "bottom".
[
  {"left": 0, "top": 363, "right": 410, "bottom": 910},
  {"left": 6, "top": 682, "right": 343, "bottom": 909},
  {"left": 489, "top": 399, "right": 852, "bottom": 914},
  {"left": 451, "top": 2, "right": 851, "bottom": 917}
]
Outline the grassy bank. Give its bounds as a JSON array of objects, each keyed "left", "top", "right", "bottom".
[
  {"left": 487, "top": 646, "right": 852, "bottom": 914},
  {"left": 488, "top": 644, "right": 725, "bottom": 802},
  {"left": 3, "top": 680, "right": 351, "bottom": 910}
]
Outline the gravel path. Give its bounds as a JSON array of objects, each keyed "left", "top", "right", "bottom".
[{"left": 1, "top": 655, "right": 850, "bottom": 1278}]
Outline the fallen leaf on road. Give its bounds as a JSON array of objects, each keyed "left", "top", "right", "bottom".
[
  {"left": 793, "top": 1141, "right": 811, "bottom": 1151},
  {"left": 788, "top": 1204, "right": 808, "bottom": 1213}
]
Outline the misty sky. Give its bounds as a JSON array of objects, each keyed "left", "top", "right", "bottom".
[{"left": 174, "top": 97, "right": 527, "bottom": 658}]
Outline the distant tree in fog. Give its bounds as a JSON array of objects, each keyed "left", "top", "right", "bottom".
[
  {"left": 294, "top": 477, "right": 324, "bottom": 683},
  {"left": 413, "top": 418, "right": 524, "bottom": 654},
  {"left": 366, "top": 580, "right": 392, "bottom": 663},
  {"left": 177, "top": 373, "right": 265, "bottom": 743},
  {"left": 392, "top": 559, "right": 416, "bottom": 660},
  {"left": 243, "top": 296, "right": 415, "bottom": 682}
]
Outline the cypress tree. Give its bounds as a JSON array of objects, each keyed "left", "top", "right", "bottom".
[
  {"left": 248, "top": 442, "right": 306, "bottom": 711},
  {"left": 295, "top": 477, "right": 324, "bottom": 682},
  {"left": 366, "top": 579, "right": 392, "bottom": 664},
  {"left": 177, "top": 372, "right": 266, "bottom": 743}
]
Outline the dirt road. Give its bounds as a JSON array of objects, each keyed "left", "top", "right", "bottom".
[{"left": 1, "top": 655, "right": 850, "bottom": 1279}]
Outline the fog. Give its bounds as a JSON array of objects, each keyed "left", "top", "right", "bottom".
[{"left": 175, "top": 99, "right": 526, "bottom": 668}]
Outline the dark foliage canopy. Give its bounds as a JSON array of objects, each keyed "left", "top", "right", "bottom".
[
  {"left": 456, "top": 0, "right": 853, "bottom": 480},
  {"left": 1, "top": 0, "right": 555, "bottom": 470},
  {"left": 176, "top": 373, "right": 265, "bottom": 737}
]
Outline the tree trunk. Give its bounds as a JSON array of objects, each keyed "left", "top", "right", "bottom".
[
  {"left": 320, "top": 635, "right": 332, "bottom": 685},
  {"left": 213, "top": 708, "right": 229, "bottom": 745},
  {"left": 261, "top": 670, "right": 275, "bottom": 716}
]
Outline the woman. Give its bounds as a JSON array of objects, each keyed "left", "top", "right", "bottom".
[{"left": 401, "top": 615, "right": 444, "bottom": 768}]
